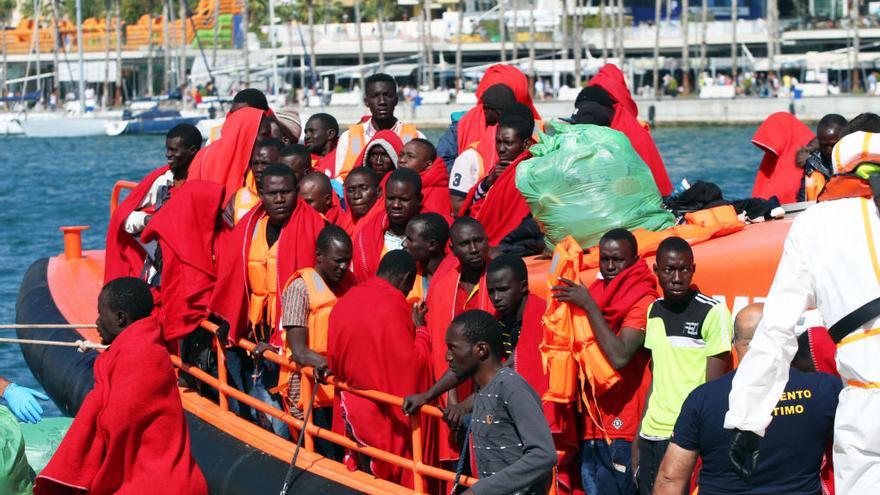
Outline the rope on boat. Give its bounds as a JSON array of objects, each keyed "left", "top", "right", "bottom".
[
  {"left": 0, "top": 324, "right": 97, "bottom": 329},
  {"left": 0, "top": 337, "right": 107, "bottom": 351}
]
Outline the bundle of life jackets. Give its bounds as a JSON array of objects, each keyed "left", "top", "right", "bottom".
[{"left": 516, "top": 122, "right": 676, "bottom": 250}]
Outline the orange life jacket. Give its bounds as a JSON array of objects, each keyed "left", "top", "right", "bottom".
[
  {"left": 406, "top": 269, "right": 429, "bottom": 306},
  {"left": 541, "top": 236, "right": 621, "bottom": 413},
  {"left": 246, "top": 215, "right": 280, "bottom": 335},
  {"left": 233, "top": 172, "right": 260, "bottom": 224},
  {"left": 338, "top": 122, "right": 419, "bottom": 180},
  {"left": 818, "top": 174, "right": 873, "bottom": 202},
  {"left": 276, "top": 267, "right": 337, "bottom": 408},
  {"left": 804, "top": 170, "right": 828, "bottom": 202}
]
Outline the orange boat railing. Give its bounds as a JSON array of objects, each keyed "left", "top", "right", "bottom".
[
  {"left": 109, "top": 180, "right": 138, "bottom": 216},
  {"left": 169, "top": 319, "right": 478, "bottom": 495}
]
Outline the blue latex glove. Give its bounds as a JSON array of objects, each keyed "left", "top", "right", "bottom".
[{"left": 3, "top": 383, "right": 49, "bottom": 423}]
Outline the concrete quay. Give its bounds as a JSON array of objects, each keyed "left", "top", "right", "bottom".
[{"left": 303, "top": 95, "right": 879, "bottom": 128}]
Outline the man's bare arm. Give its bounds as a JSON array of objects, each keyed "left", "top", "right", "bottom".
[{"left": 653, "top": 443, "right": 698, "bottom": 495}]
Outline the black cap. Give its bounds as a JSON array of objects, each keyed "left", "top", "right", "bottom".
[{"left": 562, "top": 102, "right": 613, "bottom": 127}]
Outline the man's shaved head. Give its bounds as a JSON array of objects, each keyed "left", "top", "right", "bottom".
[
  {"left": 299, "top": 171, "right": 334, "bottom": 214},
  {"left": 734, "top": 303, "right": 763, "bottom": 362}
]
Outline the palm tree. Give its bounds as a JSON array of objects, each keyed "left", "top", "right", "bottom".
[
  {"left": 766, "top": 0, "right": 776, "bottom": 76},
  {"left": 178, "top": 0, "right": 186, "bottom": 96},
  {"left": 499, "top": 0, "right": 505, "bottom": 62},
  {"left": 652, "top": 0, "right": 661, "bottom": 97},
  {"left": 731, "top": 0, "right": 737, "bottom": 95},
  {"left": 147, "top": 0, "right": 156, "bottom": 97},
  {"left": 242, "top": 0, "right": 250, "bottom": 85},
  {"left": 375, "top": 0, "right": 385, "bottom": 71},
  {"left": 852, "top": 0, "right": 861, "bottom": 92},
  {"left": 616, "top": 0, "right": 624, "bottom": 63},
  {"left": 573, "top": 0, "right": 582, "bottom": 87},
  {"left": 163, "top": 0, "right": 171, "bottom": 94},
  {"left": 455, "top": 0, "right": 463, "bottom": 92},
  {"left": 115, "top": 0, "right": 122, "bottom": 104},
  {"left": 0, "top": 0, "right": 14, "bottom": 99},
  {"left": 699, "top": 0, "right": 707, "bottom": 76},
  {"left": 681, "top": 0, "right": 689, "bottom": 94},
  {"left": 212, "top": 0, "right": 220, "bottom": 65},
  {"left": 528, "top": 0, "right": 535, "bottom": 81},
  {"left": 600, "top": 0, "right": 608, "bottom": 63},
  {"left": 104, "top": 0, "right": 111, "bottom": 107},
  {"left": 423, "top": 0, "right": 434, "bottom": 89},
  {"left": 354, "top": 0, "right": 363, "bottom": 75}
]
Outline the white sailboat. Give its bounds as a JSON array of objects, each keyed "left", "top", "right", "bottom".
[{"left": 19, "top": 0, "right": 115, "bottom": 138}]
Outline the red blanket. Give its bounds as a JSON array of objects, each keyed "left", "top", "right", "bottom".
[
  {"left": 515, "top": 294, "right": 582, "bottom": 495},
  {"left": 420, "top": 157, "right": 452, "bottom": 218},
  {"left": 457, "top": 64, "right": 540, "bottom": 154},
  {"left": 209, "top": 199, "right": 325, "bottom": 346},
  {"left": 583, "top": 259, "right": 658, "bottom": 440},
  {"left": 315, "top": 149, "right": 337, "bottom": 177},
  {"left": 459, "top": 150, "right": 533, "bottom": 247},
  {"left": 589, "top": 65, "right": 673, "bottom": 196},
  {"left": 424, "top": 256, "right": 492, "bottom": 461},
  {"left": 751, "top": 112, "right": 815, "bottom": 204},
  {"left": 141, "top": 181, "right": 224, "bottom": 343},
  {"left": 104, "top": 165, "right": 170, "bottom": 283},
  {"left": 327, "top": 276, "right": 433, "bottom": 486},
  {"left": 188, "top": 107, "right": 265, "bottom": 206},
  {"left": 351, "top": 211, "right": 390, "bottom": 283},
  {"left": 35, "top": 316, "right": 207, "bottom": 495}
]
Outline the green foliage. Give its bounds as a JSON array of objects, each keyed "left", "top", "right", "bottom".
[
  {"left": 362, "top": 0, "right": 399, "bottom": 21},
  {"left": 0, "top": 0, "right": 16, "bottom": 22}
]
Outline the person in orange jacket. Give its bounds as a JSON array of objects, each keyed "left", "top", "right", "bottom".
[{"left": 551, "top": 228, "right": 659, "bottom": 495}]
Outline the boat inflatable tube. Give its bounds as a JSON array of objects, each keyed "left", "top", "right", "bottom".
[{"left": 16, "top": 258, "right": 366, "bottom": 495}]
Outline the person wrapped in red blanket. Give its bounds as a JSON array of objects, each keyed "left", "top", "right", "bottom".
[
  {"left": 751, "top": 112, "right": 816, "bottom": 204},
  {"left": 351, "top": 168, "right": 426, "bottom": 282},
  {"left": 140, "top": 180, "right": 224, "bottom": 351},
  {"left": 208, "top": 165, "right": 325, "bottom": 435},
  {"left": 303, "top": 113, "right": 340, "bottom": 176},
  {"left": 398, "top": 138, "right": 453, "bottom": 218},
  {"left": 586, "top": 64, "right": 673, "bottom": 196},
  {"left": 35, "top": 278, "right": 207, "bottom": 495},
  {"left": 551, "top": 228, "right": 658, "bottom": 495},
  {"left": 327, "top": 250, "right": 434, "bottom": 487},
  {"left": 187, "top": 106, "right": 271, "bottom": 208},
  {"left": 104, "top": 124, "right": 203, "bottom": 283},
  {"left": 423, "top": 217, "right": 493, "bottom": 464},
  {"left": 405, "top": 254, "right": 584, "bottom": 494},
  {"left": 298, "top": 171, "right": 355, "bottom": 235},
  {"left": 459, "top": 107, "right": 539, "bottom": 251},
  {"left": 457, "top": 64, "right": 541, "bottom": 160},
  {"left": 341, "top": 167, "right": 383, "bottom": 234}
]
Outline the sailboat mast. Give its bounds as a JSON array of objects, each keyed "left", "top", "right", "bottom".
[
  {"left": 268, "top": 0, "right": 278, "bottom": 95},
  {"left": 76, "top": 0, "right": 85, "bottom": 110}
]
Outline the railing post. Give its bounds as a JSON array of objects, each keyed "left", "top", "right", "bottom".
[
  {"left": 410, "top": 414, "right": 427, "bottom": 495},
  {"left": 214, "top": 334, "right": 229, "bottom": 412},
  {"left": 301, "top": 370, "right": 315, "bottom": 452}
]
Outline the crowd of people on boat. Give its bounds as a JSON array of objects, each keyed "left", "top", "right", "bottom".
[{"left": 9, "top": 61, "right": 880, "bottom": 495}]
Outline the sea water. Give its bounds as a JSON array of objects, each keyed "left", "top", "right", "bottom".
[{"left": 0, "top": 125, "right": 763, "bottom": 418}]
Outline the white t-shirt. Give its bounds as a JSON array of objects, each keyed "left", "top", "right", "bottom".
[
  {"left": 124, "top": 170, "right": 174, "bottom": 234},
  {"left": 449, "top": 148, "right": 482, "bottom": 197},
  {"left": 384, "top": 230, "right": 406, "bottom": 252}
]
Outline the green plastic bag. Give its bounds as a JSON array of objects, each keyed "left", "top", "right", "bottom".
[
  {"left": 516, "top": 122, "right": 675, "bottom": 250},
  {"left": 0, "top": 405, "right": 34, "bottom": 495},
  {"left": 20, "top": 416, "right": 73, "bottom": 474}
]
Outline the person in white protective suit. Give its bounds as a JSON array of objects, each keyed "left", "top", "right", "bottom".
[{"left": 725, "top": 130, "right": 880, "bottom": 494}]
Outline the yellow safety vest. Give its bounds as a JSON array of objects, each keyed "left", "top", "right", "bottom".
[
  {"left": 338, "top": 121, "right": 419, "bottom": 180},
  {"left": 278, "top": 267, "right": 337, "bottom": 408},
  {"left": 233, "top": 171, "right": 260, "bottom": 225},
  {"left": 246, "top": 215, "right": 280, "bottom": 336}
]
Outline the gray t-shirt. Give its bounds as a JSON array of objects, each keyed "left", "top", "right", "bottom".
[{"left": 470, "top": 367, "right": 556, "bottom": 495}]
